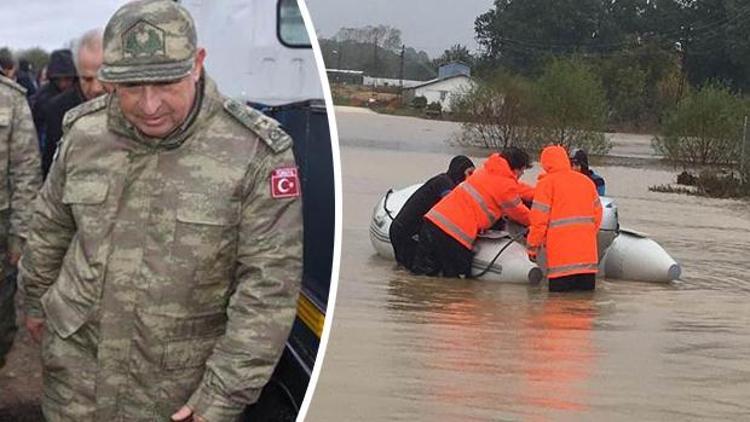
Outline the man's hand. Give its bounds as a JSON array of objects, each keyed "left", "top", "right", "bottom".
[
  {"left": 527, "top": 250, "right": 537, "bottom": 263},
  {"left": 171, "top": 405, "right": 205, "bottom": 422},
  {"left": 25, "top": 316, "right": 45, "bottom": 343}
]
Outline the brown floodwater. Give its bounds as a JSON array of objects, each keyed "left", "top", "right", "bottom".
[{"left": 306, "top": 110, "right": 750, "bottom": 421}]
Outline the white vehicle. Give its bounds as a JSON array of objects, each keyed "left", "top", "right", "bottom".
[{"left": 370, "top": 184, "right": 681, "bottom": 284}]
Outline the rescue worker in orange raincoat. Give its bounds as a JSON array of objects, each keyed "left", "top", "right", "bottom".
[
  {"left": 413, "top": 147, "right": 534, "bottom": 277},
  {"left": 527, "top": 145, "right": 603, "bottom": 291}
]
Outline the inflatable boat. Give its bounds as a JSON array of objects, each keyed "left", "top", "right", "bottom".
[{"left": 369, "top": 184, "right": 681, "bottom": 284}]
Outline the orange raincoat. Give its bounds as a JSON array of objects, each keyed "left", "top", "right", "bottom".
[
  {"left": 426, "top": 153, "right": 533, "bottom": 250},
  {"left": 527, "top": 146, "right": 602, "bottom": 278}
]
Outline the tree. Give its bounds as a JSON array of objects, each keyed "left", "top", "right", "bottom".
[
  {"left": 434, "top": 44, "right": 473, "bottom": 68},
  {"left": 533, "top": 58, "right": 610, "bottom": 153},
  {"left": 475, "top": 0, "right": 611, "bottom": 75},
  {"left": 653, "top": 81, "right": 746, "bottom": 167},
  {"left": 452, "top": 69, "right": 538, "bottom": 149},
  {"left": 17, "top": 47, "right": 50, "bottom": 74},
  {"left": 319, "top": 34, "right": 436, "bottom": 80}
]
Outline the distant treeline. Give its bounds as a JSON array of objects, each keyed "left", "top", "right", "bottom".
[{"left": 0, "top": 46, "right": 50, "bottom": 75}]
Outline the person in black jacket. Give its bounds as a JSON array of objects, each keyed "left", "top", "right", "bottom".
[
  {"left": 40, "top": 29, "right": 106, "bottom": 178},
  {"left": 29, "top": 49, "right": 76, "bottom": 155},
  {"left": 389, "top": 155, "right": 475, "bottom": 271}
]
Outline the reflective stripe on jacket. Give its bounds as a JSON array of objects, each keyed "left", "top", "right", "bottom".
[
  {"left": 527, "top": 146, "right": 602, "bottom": 278},
  {"left": 425, "top": 153, "right": 532, "bottom": 249}
]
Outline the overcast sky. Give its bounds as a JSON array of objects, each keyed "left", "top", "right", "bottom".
[
  {"left": 1, "top": 0, "right": 495, "bottom": 58},
  {"left": 0, "top": 0, "right": 131, "bottom": 51},
  {"left": 305, "top": 0, "right": 494, "bottom": 57}
]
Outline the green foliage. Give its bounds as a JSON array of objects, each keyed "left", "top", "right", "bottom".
[
  {"left": 17, "top": 48, "right": 49, "bottom": 74},
  {"left": 319, "top": 36, "right": 435, "bottom": 80},
  {"left": 434, "top": 44, "right": 473, "bottom": 68},
  {"left": 452, "top": 69, "right": 538, "bottom": 149},
  {"left": 411, "top": 96, "right": 427, "bottom": 109},
  {"left": 533, "top": 58, "right": 610, "bottom": 154},
  {"left": 653, "top": 81, "right": 746, "bottom": 166},
  {"left": 426, "top": 101, "right": 442, "bottom": 117}
]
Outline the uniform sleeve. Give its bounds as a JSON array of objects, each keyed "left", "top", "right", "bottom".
[
  {"left": 188, "top": 147, "right": 303, "bottom": 421},
  {"left": 18, "top": 133, "right": 74, "bottom": 318},
  {"left": 499, "top": 184, "right": 531, "bottom": 226},
  {"left": 527, "top": 178, "right": 552, "bottom": 253},
  {"left": 8, "top": 92, "right": 42, "bottom": 254}
]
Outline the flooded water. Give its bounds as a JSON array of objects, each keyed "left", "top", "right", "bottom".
[{"left": 306, "top": 110, "right": 750, "bottom": 421}]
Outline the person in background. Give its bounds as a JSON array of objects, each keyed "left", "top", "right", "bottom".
[
  {"left": 414, "top": 147, "right": 534, "bottom": 277},
  {"left": 527, "top": 145, "right": 602, "bottom": 292},
  {"left": 15, "top": 59, "right": 38, "bottom": 98},
  {"left": 29, "top": 49, "right": 76, "bottom": 153},
  {"left": 389, "top": 155, "right": 474, "bottom": 271},
  {"left": 0, "top": 68, "right": 43, "bottom": 369},
  {"left": 0, "top": 50, "right": 16, "bottom": 80},
  {"left": 570, "top": 148, "right": 605, "bottom": 196},
  {"left": 40, "top": 29, "right": 107, "bottom": 178}
]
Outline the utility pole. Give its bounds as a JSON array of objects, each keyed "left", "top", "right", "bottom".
[
  {"left": 399, "top": 44, "right": 405, "bottom": 99},
  {"left": 742, "top": 115, "right": 748, "bottom": 182}
]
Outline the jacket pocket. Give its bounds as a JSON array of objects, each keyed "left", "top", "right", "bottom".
[
  {"left": 62, "top": 179, "right": 109, "bottom": 205},
  {"left": 133, "top": 309, "right": 227, "bottom": 370},
  {"left": 173, "top": 192, "right": 239, "bottom": 285}
]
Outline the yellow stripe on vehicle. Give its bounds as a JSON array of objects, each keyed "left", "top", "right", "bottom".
[{"left": 297, "top": 293, "right": 324, "bottom": 338}]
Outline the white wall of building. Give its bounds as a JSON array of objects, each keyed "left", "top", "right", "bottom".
[
  {"left": 412, "top": 76, "right": 476, "bottom": 112},
  {"left": 363, "top": 76, "right": 425, "bottom": 88}
]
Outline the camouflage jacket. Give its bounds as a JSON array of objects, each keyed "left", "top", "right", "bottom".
[
  {"left": 0, "top": 75, "right": 41, "bottom": 269},
  {"left": 19, "top": 75, "right": 303, "bottom": 421}
]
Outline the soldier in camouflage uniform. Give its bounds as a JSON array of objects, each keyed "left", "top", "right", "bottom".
[
  {"left": 18, "top": 0, "right": 303, "bottom": 420},
  {"left": 0, "top": 73, "right": 42, "bottom": 369}
]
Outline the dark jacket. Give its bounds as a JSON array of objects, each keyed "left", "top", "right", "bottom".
[
  {"left": 393, "top": 174, "right": 455, "bottom": 239},
  {"left": 40, "top": 84, "right": 84, "bottom": 178},
  {"left": 16, "top": 70, "right": 38, "bottom": 98},
  {"left": 30, "top": 82, "right": 63, "bottom": 138}
]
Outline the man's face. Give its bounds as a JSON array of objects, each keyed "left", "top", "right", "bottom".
[
  {"left": 115, "top": 49, "right": 205, "bottom": 139},
  {"left": 78, "top": 46, "right": 106, "bottom": 100},
  {"left": 53, "top": 77, "right": 75, "bottom": 92}
]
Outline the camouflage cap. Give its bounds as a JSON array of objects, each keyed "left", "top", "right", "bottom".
[{"left": 98, "top": 0, "right": 197, "bottom": 84}]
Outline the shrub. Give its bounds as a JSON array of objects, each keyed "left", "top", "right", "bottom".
[{"left": 653, "top": 81, "right": 746, "bottom": 167}]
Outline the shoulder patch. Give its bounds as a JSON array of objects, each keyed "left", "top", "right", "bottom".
[
  {"left": 62, "top": 94, "right": 109, "bottom": 133},
  {"left": 222, "top": 98, "right": 292, "bottom": 154},
  {"left": 0, "top": 75, "right": 26, "bottom": 95}
]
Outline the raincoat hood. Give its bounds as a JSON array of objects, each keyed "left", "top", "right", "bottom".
[
  {"left": 485, "top": 153, "right": 517, "bottom": 179},
  {"left": 540, "top": 145, "right": 571, "bottom": 174},
  {"left": 446, "top": 155, "right": 475, "bottom": 184}
]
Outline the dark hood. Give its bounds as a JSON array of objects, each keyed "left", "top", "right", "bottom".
[{"left": 446, "top": 155, "right": 475, "bottom": 184}]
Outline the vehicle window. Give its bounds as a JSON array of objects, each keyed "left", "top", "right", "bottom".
[{"left": 278, "top": 0, "right": 311, "bottom": 48}]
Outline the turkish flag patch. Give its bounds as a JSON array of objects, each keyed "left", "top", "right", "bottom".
[{"left": 270, "top": 167, "right": 301, "bottom": 199}]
